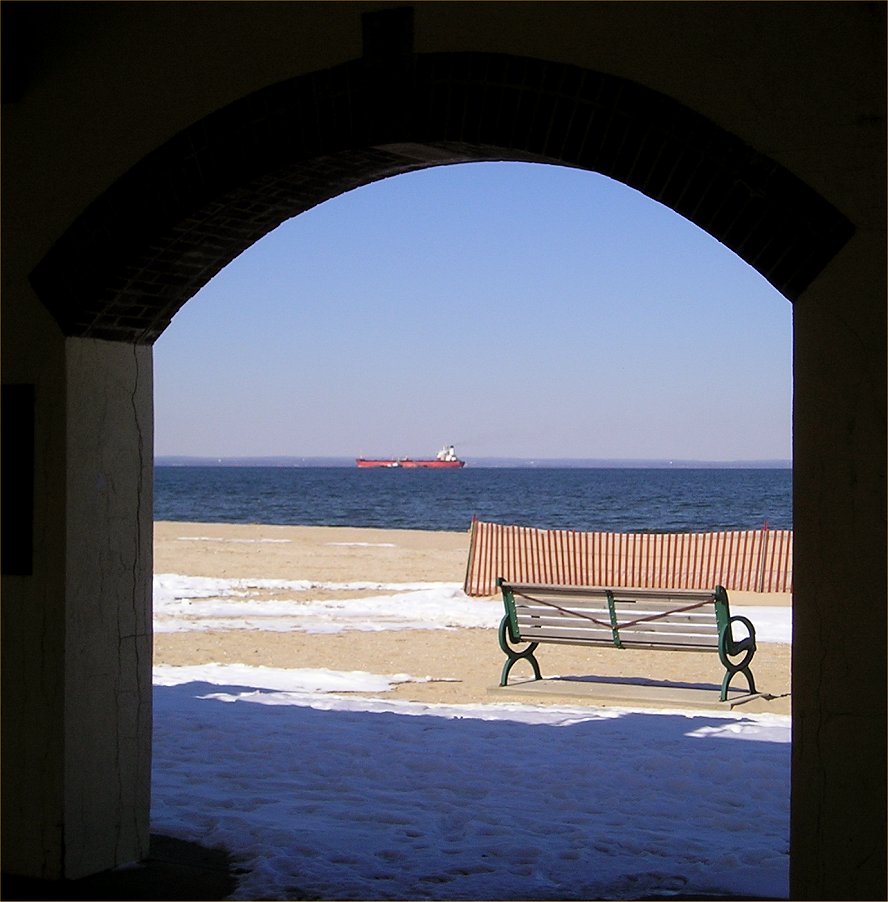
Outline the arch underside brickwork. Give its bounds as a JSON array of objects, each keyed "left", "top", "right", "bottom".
[{"left": 30, "top": 52, "right": 853, "bottom": 342}]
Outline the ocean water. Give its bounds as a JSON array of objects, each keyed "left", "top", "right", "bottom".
[{"left": 153, "top": 466, "right": 791, "bottom": 534}]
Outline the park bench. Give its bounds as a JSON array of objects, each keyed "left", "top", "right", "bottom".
[{"left": 496, "top": 579, "right": 757, "bottom": 702}]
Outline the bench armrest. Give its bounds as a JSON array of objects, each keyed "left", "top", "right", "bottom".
[{"left": 719, "top": 614, "right": 757, "bottom": 668}]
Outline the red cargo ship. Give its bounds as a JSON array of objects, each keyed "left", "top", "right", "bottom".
[{"left": 356, "top": 444, "right": 466, "bottom": 469}]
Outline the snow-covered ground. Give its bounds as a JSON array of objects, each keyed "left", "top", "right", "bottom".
[
  {"left": 152, "top": 576, "right": 791, "bottom": 900},
  {"left": 153, "top": 573, "right": 792, "bottom": 641}
]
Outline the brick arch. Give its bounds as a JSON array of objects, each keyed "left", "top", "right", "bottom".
[{"left": 30, "top": 52, "right": 854, "bottom": 344}]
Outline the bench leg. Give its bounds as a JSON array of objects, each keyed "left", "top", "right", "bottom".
[
  {"left": 500, "top": 649, "right": 542, "bottom": 686},
  {"left": 720, "top": 665, "right": 757, "bottom": 702},
  {"left": 719, "top": 615, "right": 757, "bottom": 702},
  {"left": 498, "top": 615, "right": 542, "bottom": 686}
]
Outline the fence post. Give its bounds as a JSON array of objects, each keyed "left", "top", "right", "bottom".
[
  {"left": 758, "top": 519, "right": 770, "bottom": 593},
  {"left": 463, "top": 516, "right": 478, "bottom": 595}
]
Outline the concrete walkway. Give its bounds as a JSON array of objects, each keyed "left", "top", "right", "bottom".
[
  {"left": 489, "top": 676, "right": 788, "bottom": 713},
  {"left": 2, "top": 681, "right": 787, "bottom": 901},
  {"left": 0, "top": 835, "right": 239, "bottom": 901},
  {"left": 1, "top": 830, "right": 782, "bottom": 901}
]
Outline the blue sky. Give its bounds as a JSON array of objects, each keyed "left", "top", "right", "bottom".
[{"left": 153, "top": 162, "right": 792, "bottom": 462}]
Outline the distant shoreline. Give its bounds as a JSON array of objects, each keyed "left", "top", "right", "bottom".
[{"left": 155, "top": 456, "right": 792, "bottom": 470}]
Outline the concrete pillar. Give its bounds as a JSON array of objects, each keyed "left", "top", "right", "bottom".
[
  {"left": 790, "top": 228, "right": 887, "bottom": 899},
  {"left": 1, "top": 336, "right": 154, "bottom": 879}
]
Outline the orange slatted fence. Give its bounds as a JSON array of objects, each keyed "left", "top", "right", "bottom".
[{"left": 463, "top": 518, "right": 793, "bottom": 596}]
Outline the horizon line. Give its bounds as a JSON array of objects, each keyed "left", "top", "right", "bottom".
[{"left": 155, "top": 454, "right": 792, "bottom": 469}]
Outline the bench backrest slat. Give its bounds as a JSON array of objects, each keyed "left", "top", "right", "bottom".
[
  {"left": 512, "top": 606, "right": 720, "bottom": 627},
  {"left": 516, "top": 622, "right": 614, "bottom": 640},
  {"left": 515, "top": 621, "right": 719, "bottom": 645}
]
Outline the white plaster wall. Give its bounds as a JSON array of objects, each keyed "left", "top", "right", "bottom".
[
  {"left": 0, "top": 287, "right": 68, "bottom": 877},
  {"left": 62, "top": 337, "right": 153, "bottom": 878},
  {"left": 790, "top": 225, "right": 886, "bottom": 898}
]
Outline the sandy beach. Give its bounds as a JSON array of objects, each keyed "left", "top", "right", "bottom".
[{"left": 153, "top": 520, "right": 792, "bottom": 714}]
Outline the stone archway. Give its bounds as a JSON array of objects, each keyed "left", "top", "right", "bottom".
[
  {"left": 30, "top": 52, "right": 851, "bottom": 343},
  {"left": 7, "top": 14, "right": 883, "bottom": 896}
]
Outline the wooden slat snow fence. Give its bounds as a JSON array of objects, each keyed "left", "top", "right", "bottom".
[{"left": 463, "top": 518, "right": 793, "bottom": 597}]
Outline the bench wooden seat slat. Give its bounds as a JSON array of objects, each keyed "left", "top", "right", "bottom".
[
  {"left": 517, "top": 632, "right": 719, "bottom": 649},
  {"left": 498, "top": 579, "right": 757, "bottom": 702},
  {"left": 518, "top": 635, "right": 722, "bottom": 654},
  {"left": 518, "top": 626, "right": 720, "bottom": 648},
  {"left": 518, "top": 629, "right": 614, "bottom": 643}
]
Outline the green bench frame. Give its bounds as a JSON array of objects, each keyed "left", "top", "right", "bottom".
[{"left": 497, "top": 578, "right": 757, "bottom": 702}]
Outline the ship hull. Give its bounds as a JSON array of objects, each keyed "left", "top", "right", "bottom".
[{"left": 356, "top": 458, "right": 465, "bottom": 469}]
